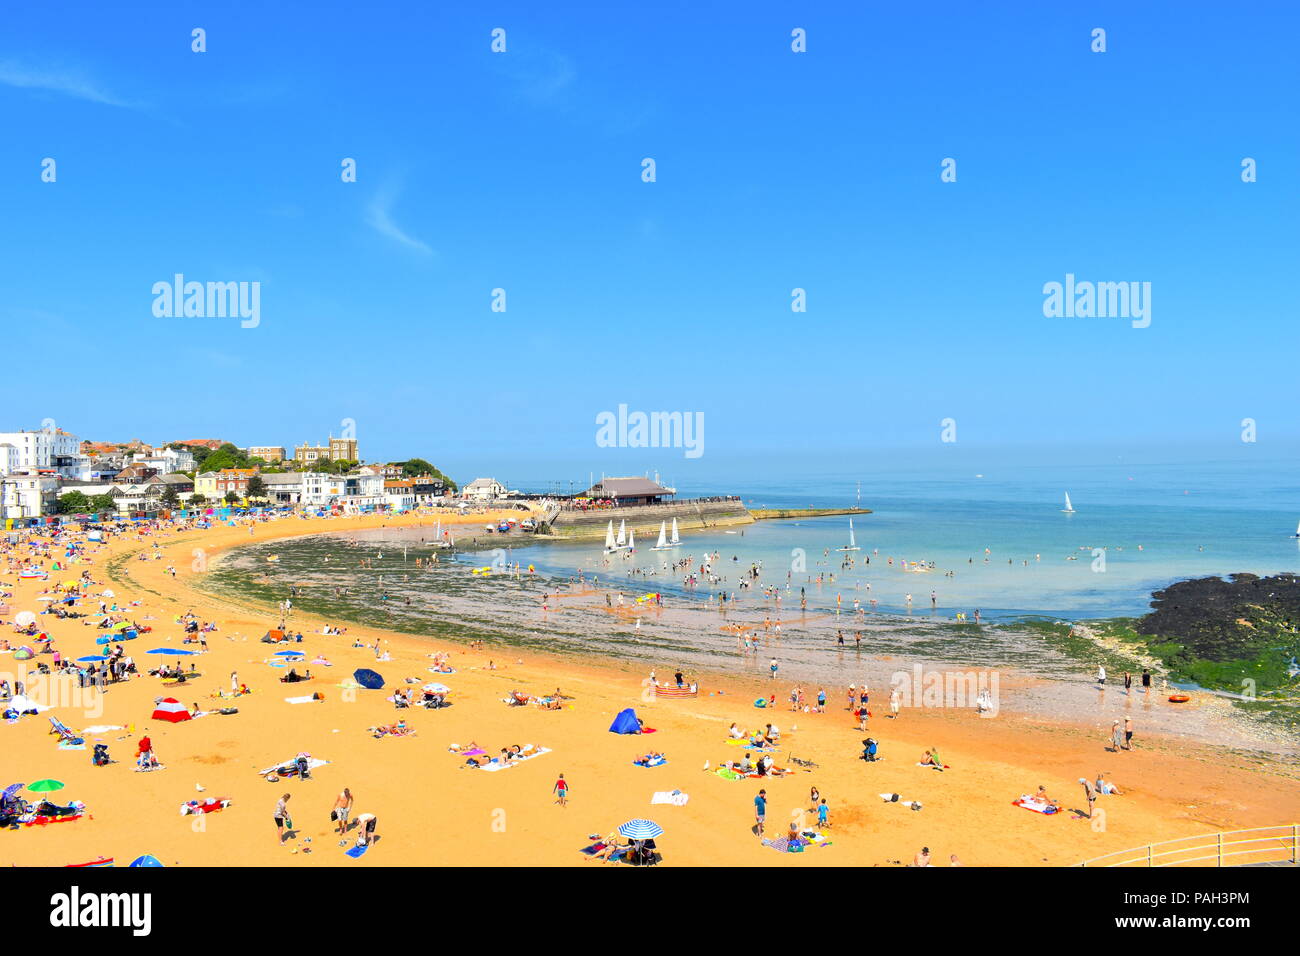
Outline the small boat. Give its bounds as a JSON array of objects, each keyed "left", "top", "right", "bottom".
[
  {"left": 1293, "top": 519, "right": 1300, "bottom": 538},
  {"left": 836, "top": 518, "right": 861, "bottom": 552},
  {"left": 1062, "top": 492, "right": 1076, "bottom": 514},
  {"left": 670, "top": 518, "right": 680, "bottom": 546},
  {"left": 627, "top": 529, "right": 635, "bottom": 552},
  {"left": 651, "top": 521, "right": 673, "bottom": 551},
  {"left": 616, "top": 520, "right": 627, "bottom": 548},
  {"left": 604, "top": 520, "right": 621, "bottom": 555}
]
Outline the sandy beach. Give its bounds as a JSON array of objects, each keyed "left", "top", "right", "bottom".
[{"left": 3, "top": 511, "right": 1297, "bottom": 868}]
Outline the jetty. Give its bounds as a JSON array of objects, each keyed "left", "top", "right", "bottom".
[{"left": 750, "top": 507, "right": 871, "bottom": 521}]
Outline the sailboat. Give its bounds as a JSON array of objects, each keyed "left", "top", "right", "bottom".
[
  {"left": 616, "top": 520, "right": 627, "bottom": 548},
  {"left": 1293, "top": 519, "right": 1300, "bottom": 538},
  {"left": 627, "top": 529, "right": 635, "bottom": 552},
  {"left": 651, "top": 521, "right": 672, "bottom": 551},
  {"left": 836, "top": 517, "right": 861, "bottom": 552},
  {"left": 1062, "top": 492, "right": 1076, "bottom": 514},
  {"left": 604, "top": 520, "right": 620, "bottom": 554},
  {"left": 670, "top": 518, "right": 680, "bottom": 546}
]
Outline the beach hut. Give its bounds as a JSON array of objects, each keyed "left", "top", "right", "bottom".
[
  {"left": 150, "top": 698, "right": 191, "bottom": 723},
  {"left": 608, "top": 708, "right": 642, "bottom": 734}
]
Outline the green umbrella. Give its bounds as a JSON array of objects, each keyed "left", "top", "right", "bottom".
[{"left": 27, "top": 779, "right": 64, "bottom": 793}]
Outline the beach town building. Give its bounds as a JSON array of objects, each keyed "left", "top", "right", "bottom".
[
  {"left": 0, "top": 428, "right": 91, "bottom": 480},
  {"left": 384, "top": 479, "right": 416, "bottom": 511},
  {"left": 113, "top": 462, "right": 159, "bottom": 484},
  {"left": 294, "top": 437, "right": 359, "bottom": 464},
  {"left": 581, "top": 476, "right": 676, "bottom": 506},
  {"left": 194, "top": 468, "right": 259, "bottom": 500},
  {"left": 247, "top": 445, "right": 286, "bottom": 462},
  {"left": 298, "top": 470, "right": 384, "bottom": 509},
  {"left": 380, "top": 463, "right": 405, "bottom": 479},
  {"left": 462, "top": 477, "right": 506, "bottom": 501},
  {"left": 260, "top": 472, "right": 304, "bottom": 504},
  {"left": 0, "top": 471, "right": 60, "bottom": 519},
  {"left": 130, "top": 446, "right": 196, "bottom": 474},
  {"left": 410, "top": 475, "right": 448, "bottom": 504}
]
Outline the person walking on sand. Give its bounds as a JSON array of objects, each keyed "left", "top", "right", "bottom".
[
  {"left": 1110, "top": 720, "right": 1124, "bottom": 752},
  {"left": 769, "top": 658, "right": 778, "bottom": 680},
  {"left": 332, "top": 787, "right": 353, "bottom": 834},
  {"left": 1141, "top": 669, "right": 1151, "bottom": 693},
  {"left": 274, "top": 793, "right": 292, "bottom": 845},
  {"left": 230, "top": 670, "right": 238, "bottom": 693},
  {"left": 1123, "top": 716, "right": 1134, "bottom": 750},
  {"left": 754, "top": 788, "right": 767, "bottom": 836},
  {"left": 1123, "top": 671, "right": 1132, "bottom": 693},
  {"left": 889, "top": 688, "right": 901, "bottom": 719},
  {"left": 554, "top": 773, "right": 569, "bottom": 806}
]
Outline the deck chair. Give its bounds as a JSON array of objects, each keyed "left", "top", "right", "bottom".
[{"left": 49, "top": 716, "right": 82, "bottom": 742}]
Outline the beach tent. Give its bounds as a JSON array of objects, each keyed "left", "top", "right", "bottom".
[
  {"left": 609, "top": 708, "right": 642, "bottom": 734},
  {"left": 12, "top": 647, "right": 34, "bottom": 661},
  {"left": 129, "top": 855, "right": 164, "bottom": 867},
  {"left": 151, "top": 698, "right": 191, "bottom": 723},
  {"left": 352, "top": 668, "right": 384, "bottom": 690},
  {"left": 261, "top": 629, "right": 287, "bottom": 643}
]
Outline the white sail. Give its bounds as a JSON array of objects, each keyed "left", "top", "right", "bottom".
[
  {"left": 627, "top": 529, "right": 635, "bottom": 551},
  {"left": 1063, "top": 492, "right": 1075, "bottom": 513},
  {"left": 670, "top": 517, "right": 680, "bottom": 545},
  {"left": 837, "top": 517, "right": 861, "bottom": 551},
  {"left": 656, "top": 521, "right": 668, "bottom": 548},
  {"left": 605, "top": 520, "right": 616, "bottom": 550},
  {"left": 1294, "top": 519, "right": 1299, "bottom": 537},
  {"left": 616, "top": 519, "right": 627, "bottom": 546}
]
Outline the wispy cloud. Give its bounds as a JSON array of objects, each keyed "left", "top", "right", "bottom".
[
  {"left": 0, "top": 60, "right": 133, "bottom": 107},
  {"left": 365, "top": 185, "right": 434, "bottom": 257}
]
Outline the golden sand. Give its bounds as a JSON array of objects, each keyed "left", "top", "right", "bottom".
[{"left": 3, "top": 511, "right": 1296, "bottom": 867}]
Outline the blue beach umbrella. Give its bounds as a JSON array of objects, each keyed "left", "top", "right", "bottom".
[
  {"left": 2, "top": 783, "right": 24, "bottom": 802},
  {"left": 76, "top": 655, "right": 108, "bottom": 663},
  {"left": 129, "top": 855, "right": 164, "bottom": 868},
  {"left": 352, "top": 668, "right": 384, "bottom": 690},
  {"left": 618, "top": 819, "right": 664, "bottom": 840},
  {"left": 147, "top": 648, "right": 195, "bottom": 656},
  {"left": 274, "top": 650, "right": 304, "bottom": 657}
]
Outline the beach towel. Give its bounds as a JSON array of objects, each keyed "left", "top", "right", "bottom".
[
  {"left": 477, "top": 747, "right": 551, "bottom": 771},
  {"left": 345, "top": 845, "right": 368, "bottom": 858},
  {"left": 714, "top": 768, "right": 743, "bottom": 781},
  {"left": 58, "top": 740, "right": 86, "bottom": 751},
  {"left": 180, "top": 798, "right": 231, "bottom": 815},
  {"left": 916, "top": 762, "right": 950, "bottom": 770},
  {"left": 450, "top": 747, "right": 486, "bottom": 757},
  {"left": 1012, "top": 796, "right": 1060, "bottom": 815},
  {"left": 284, "top": 695, "right": 321, "bottom": 704},
  {"left": 258, "top": 756, "right": 328, "bottom": 777},
  {"left": 579, "top": 842, "right": 608, "bottom": 856},
  {"left": 651, "top": 791, "right": 690, "bottom": 806}
]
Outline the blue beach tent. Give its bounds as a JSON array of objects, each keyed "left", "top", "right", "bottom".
[{"left": 608, "top": 708, "right": 641, "bottom": 734}]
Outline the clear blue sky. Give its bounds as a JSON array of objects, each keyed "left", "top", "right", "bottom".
[{"left": 1, "top": 2, "right": 1295, "bottom": 488}]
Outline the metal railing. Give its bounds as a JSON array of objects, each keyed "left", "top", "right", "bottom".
[{"left": 1078, "top": 824, "right": 1299, "bottom": 867}]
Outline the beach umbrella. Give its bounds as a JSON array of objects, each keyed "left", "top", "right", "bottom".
[
  {"left": 129, "top": 855, "right": 164, "bottom": 868},
  {"left": 147, "top": 648, "right": 195, "bottom": 656},
  {"left": 618, "top": 819, "right": 663, "bottom": 840},
  {"left": 352, "top": 668, "right": 384, "bottom": 690},
  {"left": 422, "top": 682, "right": 450, "bottom": 694},
  {"left": 2, "top": 783, "right": 25, "bottom": 801},
  {"left": 27, "top": 779, "right": 65, "bottom": 793},
  {"left": 274, "top": 650, "right": 304, "bottom": 658},
  {"left": 110, "top": 621, "right": 131, "bottom": 631},
  {"left": 14, "top": 611, "right": 36, "bottom": 626},
  {"left": 76, "top": 655, "right": 108, "bottom": 663},
  {"left": 150, "top": 698, "right": 190, "bottom": 723}
]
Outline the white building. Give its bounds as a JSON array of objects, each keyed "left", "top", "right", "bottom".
[
  {"left": 1, "top": 472, "right": 60, "bottom": 519},
  {"left": 0, "top": 428, "right": 91, "bottom": 480},
  {"left": 131, "top": 447, "right": 196, "bottom": 474},
  {"left": 461, "top": 477, "right": 506, "bottom": 501}
]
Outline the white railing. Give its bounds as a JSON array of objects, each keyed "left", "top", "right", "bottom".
[{"left": 1078, "top": 824, "right": 1299, "bottom": 867}]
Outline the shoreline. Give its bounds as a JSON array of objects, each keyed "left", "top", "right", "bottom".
[{"left": 4, "top": 510, "right": 1297, "bottom": 868}]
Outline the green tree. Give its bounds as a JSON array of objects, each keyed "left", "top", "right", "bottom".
[
  {"left": 224, "top": 491, "right": 240, "bottom": 505},
  {"left": 246, "top": 475, "right": 267, "bottom": 500},
  {"left": 160, "top": 485, "right": 180, "bottom": 509},
  {"left": 88, "top": 493, "right": 117, "bottom": 514},
  {"left": 57, "top": 490, "right": 90, "bottom": 514},
  {"left": 190, "top": 493, "right": 207, "bottom": 506}
]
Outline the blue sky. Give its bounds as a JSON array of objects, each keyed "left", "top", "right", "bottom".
[{"left": 1, "top": 1, "right": 1296, "bottom": 489}]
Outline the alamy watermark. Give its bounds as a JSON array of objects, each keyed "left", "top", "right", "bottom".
[
  {"left": 1042, "top": 273, "right": 1150, "bottom": 329},
  {"left": 595, "top": 404, "right": 704, "bottom": 459},
  {"left": 889, "top": 664, "right": 999, "bottom": 717},
  {"left": 152, "top": 274, "right": 260, "bottom": 328}
]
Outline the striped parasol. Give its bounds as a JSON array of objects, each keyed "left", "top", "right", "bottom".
[{"left": 617, "top": 819, "right": 663, "bottom": 839}]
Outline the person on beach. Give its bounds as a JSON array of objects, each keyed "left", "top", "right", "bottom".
[
  {"left": 354, "top": 812, "right": 377, "bottom": 847},
  {"left": 912, "top": 847, "right": 932, "bottom": 867},
  {"left": 754, "top": 789, "right": 766, "bottom": 835},
  {"left": 1141, "top": 669, "right": 1151, "bottom": 693},
  {"left": 333, "top": 787, "right": 353, "bottom": 834},
  {"left": 769, "top": 658, "right": 778, "bottom": 679},
  {"left": 1096, "top": 664, "right": 1106, "bottom": 685},
  {"left": 1124, "top": 716, "right": 1134, "bottom": 750},
  {"left": 818, "top": 798, "right": 830, "bottom": 828},
  {"left": 1079, "top": 778, "right": 1097, "bottom": 819},
  {"left": 274, "top": 793, "right": 292, "bottom": 844},
  {"left": 1123, "top": 671, "right": 1132, "bottom": 693},
  {"left": 1096, "top": 773, "right": 1122, "bottom": 795},
  {"left": 554, "top": 773, "right": 568, "bottom": 806},
  {"left": 889, "top": 688, "right": 901, "bottom": 718}
]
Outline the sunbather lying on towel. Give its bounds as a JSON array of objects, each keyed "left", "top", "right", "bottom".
[
  {"left": 180, "top": 797, "right": 232, "bottom": 815},
  {"left": 371, "top": 720, "right": 415, "bottom": 738},
  {"left": 633, "top": 752, "right": 666, "bottom": 767}
]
